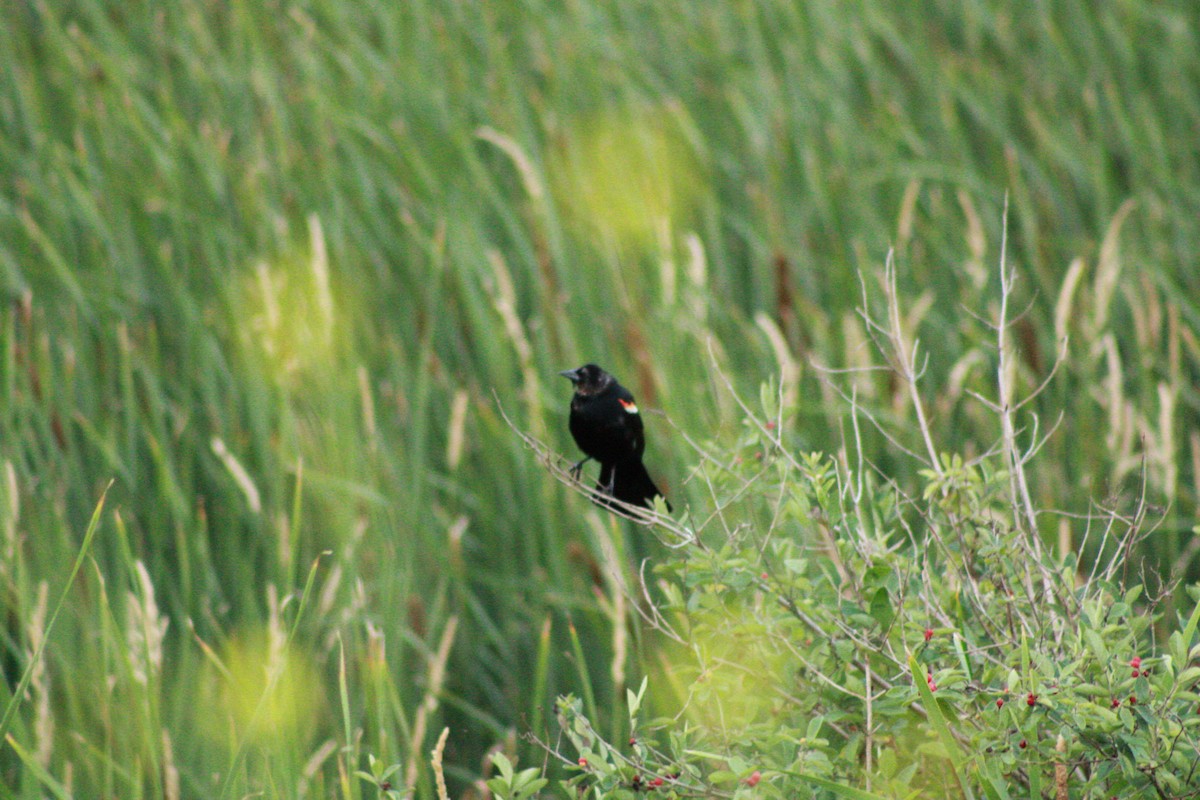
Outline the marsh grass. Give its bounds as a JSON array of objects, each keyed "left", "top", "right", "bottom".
[{"left": 0, "top": 0, "right": 1197, "bottom": 796}]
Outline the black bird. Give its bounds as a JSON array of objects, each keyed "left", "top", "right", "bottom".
[{"left": 559, "top": 363, "right": 671, "bottom": 512}]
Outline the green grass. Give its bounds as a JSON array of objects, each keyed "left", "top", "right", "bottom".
[{"left": 0, "top": 0, "right": 1198, "bottom": 796}]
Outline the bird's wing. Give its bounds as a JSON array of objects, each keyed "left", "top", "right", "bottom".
[{"left": 614, "top": 386, "right": 645, "bottom": 456}]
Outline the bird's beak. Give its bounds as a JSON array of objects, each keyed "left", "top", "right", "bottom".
[{"left": 558, "top": 368, "right": 580, "bottom": 383}]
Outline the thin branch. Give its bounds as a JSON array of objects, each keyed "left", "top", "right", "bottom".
[
  {"left": 494, "top": 392, "right": 682, "bottom": 533},
  {"left": 994, "top": 196, "right": 1041, "bottom": 540},
  {"left": 882, "top": 250, "right": 943, "bottom": 473}
]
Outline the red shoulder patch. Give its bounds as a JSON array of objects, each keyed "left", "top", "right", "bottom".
[{"left": 619, "top": 399, "right": 639, "bottom": 414}]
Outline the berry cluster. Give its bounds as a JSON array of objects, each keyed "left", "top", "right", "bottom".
[{"left": 629, "top": 774, "right": 665, "bottom": 792}]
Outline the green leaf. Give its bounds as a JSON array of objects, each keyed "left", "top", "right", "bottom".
[
  {"left": 627, "top": 675, "right": 648, "bottom": 718},
  {"left": 1177, "top": 666, "right": 1200, "bottom": 685},
  {"left": 869, "top": 587, "right": 895, "bottom": 629},
  {"left": 1181, "top": 595, "right": 1200, "bottom": 653},
  {"left": 790, "top": 770, "right": 891, "bottom": 799},
  {"left": 976, "top": 760, "right": 1012, "bottom": 800},
  {"left": 1083, "top": 629, "right": 1109, "bottom": 663},
  {"left": 512, "top": 768, "right": 548, "bottom": 798},
  {"left": 759, "top": 380, "right": 779, "bottom": 422},
  {"left": 519, "top": 778, "right": 548, "bottom": 798},
  {"left": 953, "top": 633, "right": 973, "bottom": 682},
  {"left": 806, "top": 716, "right": 825, "bottom": 740},
  {"left": 491, "top": 752, "right": 515, "bottom": 782},
  {"left": 909, "top": 654, "right": 964, "bottom": 774}
]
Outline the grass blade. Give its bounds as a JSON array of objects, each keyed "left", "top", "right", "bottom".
[{"left": 0, "top": 483, "right": 109, "bottom": 743}]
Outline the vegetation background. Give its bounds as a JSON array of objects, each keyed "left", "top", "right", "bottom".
[{"left": 0, "top": 1, "right": 1198, "bottom": 797}]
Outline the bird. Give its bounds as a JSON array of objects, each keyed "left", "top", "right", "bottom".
[{"left": 559, "top": 363, "right": 671, "bottom": 512}]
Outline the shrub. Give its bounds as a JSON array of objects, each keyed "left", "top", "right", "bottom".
[{"left": 528, "top": 255, "right": 1200, "bottom": 799}]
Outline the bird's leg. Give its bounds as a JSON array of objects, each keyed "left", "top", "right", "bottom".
[
  {"left": 601, "top": 464, "right": 616, "bottom": 495},
  {"left": 569, "top": 456, "right": 591, "bottom": 481}
]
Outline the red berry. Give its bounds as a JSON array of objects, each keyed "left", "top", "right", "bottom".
[
  {"left": 744, "top": 770, "right": 762, "bottom": 787},
  {"left": 578, "top": 758, "right": 588, "bottom": 767},
  {"left": 996, "top": 698, "right": 1004, "bottom": 709},
  {"left": 629, "top": 737, "right": 637, "bottom": 746},
  {"left": 1027, "top": 693, "right": 1037, "bottom": 707},
  {"left": 765, "top": 421, "right": 776, "bottom": 430},
  {"left": 924, "top": 628, "right": 933, "bottom": 642},
  {"left": 651, "top": 778, "right": 664, "bottom": 787},
  {"left": 1132, "top": 669, "right": 1140, "bottom": 678},
  {"left": 1019, "top": 739, "right": 1027, "bottom": 749},
  {"left": 760, "top": 572, "right": 769, "bottom": 580},
  {"left": 1111, "top": 697, "right": 1120, "bottom": 708},
  {"left": 1129, "top": 696, "right": 1137, "bottom": 706},
  {"left": 1130, "top": 656, "right": 1141, "bottom": 669}
]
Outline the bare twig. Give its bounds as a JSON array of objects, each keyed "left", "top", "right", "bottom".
[
  {"left": 994, "top": 196, "right": 1041, "bottom": 541},
  {"left": 881, "top": 250, "right": 943, "bottom": 474},
  {"left": 494, "top": 392, "right": 683, "bottom": 533}
]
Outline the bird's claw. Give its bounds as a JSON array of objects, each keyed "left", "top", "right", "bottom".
[{"left": 569, "top": 457, "right": 589, "bottom": 482}]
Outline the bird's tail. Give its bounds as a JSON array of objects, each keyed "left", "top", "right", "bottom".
[{"left": 597, "top": 459, "right": 672, "bottom": 513}]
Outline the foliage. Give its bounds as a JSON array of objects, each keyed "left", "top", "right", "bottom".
[
  {"left": 553, "top": 448, "right": 1200, "bottom": 796},
  {"left": 487, "top": 752, "right": 549, "bottom": 800},
  {"left": 546, "top": 275, "right": 1200, "bottom": 797}
]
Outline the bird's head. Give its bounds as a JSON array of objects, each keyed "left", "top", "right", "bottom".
[{"left": 559, "top": 363, "right": 613, "bottom": 395}]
